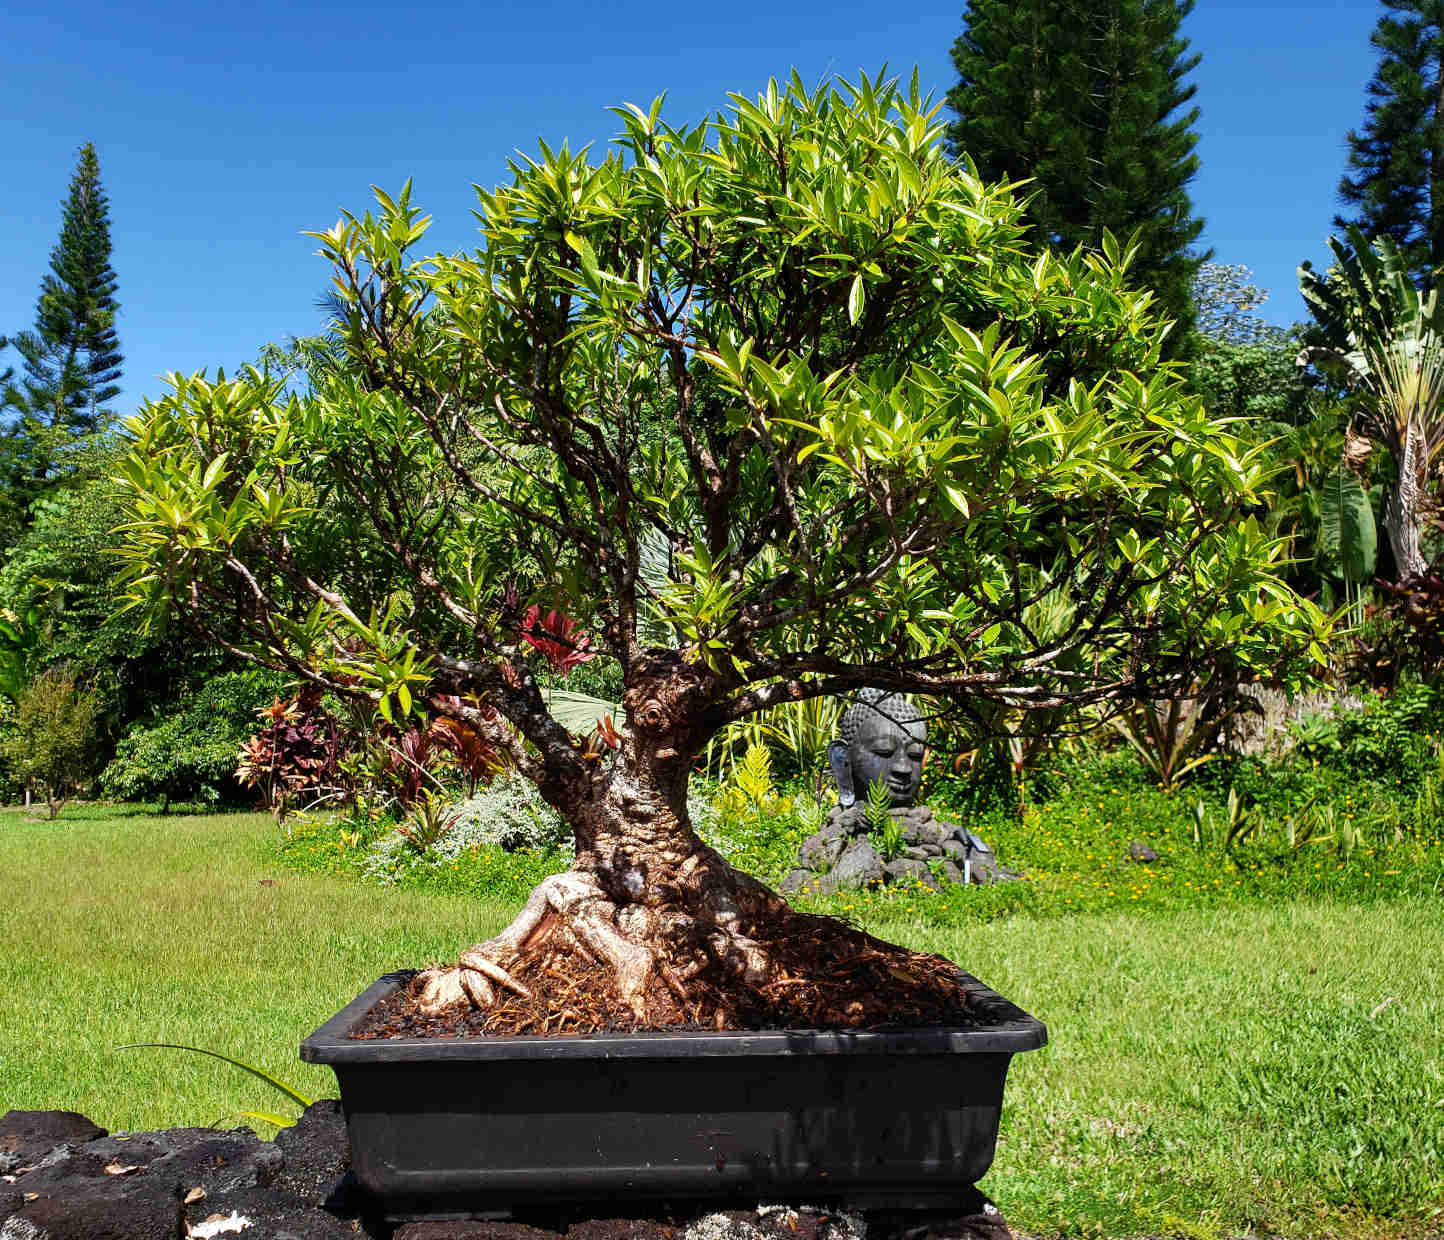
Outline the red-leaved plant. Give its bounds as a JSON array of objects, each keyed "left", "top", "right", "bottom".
[
  {"left": 519, "top": 604, "right": 596, "bottom": 674},
  {"left": 235, "top": 685, "right": 348, "bottom": 817},
  {"left": 353, "top": 697, "right": 507, "bottom": 810},
  {"left": 1355, "top": 569, "right": 1444, "bottom": 686}
]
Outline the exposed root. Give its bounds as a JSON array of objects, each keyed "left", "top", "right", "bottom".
[
  {"left": 416, "top": 871, "right": 611, "bottom": 1013},
  {"left": 459, "top": 952, "right": 531, "bottom": 998},
  {"left": 381, "top": 866, "right": 976, "bottom": 1040}
]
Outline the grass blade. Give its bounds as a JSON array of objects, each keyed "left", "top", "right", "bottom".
[{"left": 114, "top": 1043, "right": 314, "bottom": 1109}]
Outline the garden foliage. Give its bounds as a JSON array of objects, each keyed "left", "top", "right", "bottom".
[
  {"left": 1301, "top": 225, "right": 1444, "bottom": 580},
  {"left": 0, "top": 665, "right": 100, "bottom": 818},
  {"left": 101, "top": 669, "right": 288, "bottom": 810}
]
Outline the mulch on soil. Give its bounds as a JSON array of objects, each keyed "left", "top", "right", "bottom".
[{"left": 351, "top": 911, "right": 989, "bottom": 1039}]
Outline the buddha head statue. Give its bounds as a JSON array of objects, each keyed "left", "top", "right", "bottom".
[{"left": 827, "top": 689, "right": 927, "bottom": 809}]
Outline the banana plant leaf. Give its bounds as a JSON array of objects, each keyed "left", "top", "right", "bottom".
[{"left": 1318, "top": 462, "right": 1377, "bottom": 583}]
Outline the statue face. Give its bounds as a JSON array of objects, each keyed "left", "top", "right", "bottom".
[{"left": 849, "top": 714, "right": 925, "bottom": 807}]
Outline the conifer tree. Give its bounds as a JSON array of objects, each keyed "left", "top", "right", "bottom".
[
  {"left": 946, "top": 0, "right": 1207, "bottom": 338},
  {"left": 3, "top": 143, "right": 122, "bottom": 507},
  {"left": 1336, "top": 0, "right": 1444, "bottom": 286}
]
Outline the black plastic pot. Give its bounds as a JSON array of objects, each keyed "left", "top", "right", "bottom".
[{"left": 301, "top": 970, "right": 1046, "bottom": 1219}]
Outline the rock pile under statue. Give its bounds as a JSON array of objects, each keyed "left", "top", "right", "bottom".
[{"left": 780, "top": 690, "right": 1016, "bottom": 896}]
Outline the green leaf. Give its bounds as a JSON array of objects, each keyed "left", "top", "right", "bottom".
[
  {"left": 238, "top": 1110, "right": 301, "bottom": 1130},
  {"left": 942, "top": 483, "right": 971, "bottom": 517},
  {"left": 1318, "top": 464, "right": 1377, "bottom": 583},
  {"left": 201, "top": 453, "right": 230, "bottom": 491},
  {"left": 543, "top": 688, "right": 625, "bottom": 734},
  {"left": 848, "top": 274, "right": 865, "bottom": 325}
]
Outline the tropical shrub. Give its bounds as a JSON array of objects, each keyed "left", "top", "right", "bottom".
[
  {"left": 445, "top": 774, "right": 570, "bottom": 852},
  {"left": 235, "top": 685, "right": 349, "bottom": 816},
  {"left": 1297, "top": 679, "right": 1441, "bottom": 782},
  {"left": 1300, "top": 225, "right": 1444, "bottom": 580},
  {"left": 1353, "top": 569, "right": 1444, "bottom": 685},
  {"left": 394, "top": 788, "right": 460, "bottom": 856}
]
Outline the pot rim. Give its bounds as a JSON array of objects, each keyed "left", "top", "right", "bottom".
[{"left": 301, "top": 970, "right": 1048, "bottom": 1064}]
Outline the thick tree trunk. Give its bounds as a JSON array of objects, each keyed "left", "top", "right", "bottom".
[
  {"left": 416, "top": 726, "right": 784, "bottom": 1026},
  {"left": 1385, "top": 419, "right": 1428, "bottom": 580},
  {"left": 414, "top": 658, "right": 969, "bottom": 1033}
]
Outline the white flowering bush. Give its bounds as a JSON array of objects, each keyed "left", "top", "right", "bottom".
[
  {"left": 448, "top": 776, "right": 571, "bottom": 852},
  {"left": 357, "top": 775, "right": 572, "bottom": 885}
]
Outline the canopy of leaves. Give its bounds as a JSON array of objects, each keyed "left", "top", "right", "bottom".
[{"left": 114, "top": 73, "right": 1325, "bottom": 768}]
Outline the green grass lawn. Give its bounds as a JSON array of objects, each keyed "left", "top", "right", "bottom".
[
  {"left": 4, "top": 804, "right": 1441, "bottom": 1239},
  {"left": 0, "top": 804, "right": 516, "bottom": 1130}
]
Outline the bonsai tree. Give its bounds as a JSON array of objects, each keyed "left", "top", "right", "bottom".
[{"left": 115, "top": 73, "right": 1325, "bottom": 1029}]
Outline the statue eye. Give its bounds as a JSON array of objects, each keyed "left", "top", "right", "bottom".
[
  {"left": 906, "top": 745, "right": 924, "bottom": 761},
  {"left": 870, "top": 738, "right": 896, "bottom": 756}
]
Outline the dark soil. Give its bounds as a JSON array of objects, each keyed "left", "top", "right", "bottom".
[{"left": 352, "top": 911, "right": 988, "bottom": 1039}]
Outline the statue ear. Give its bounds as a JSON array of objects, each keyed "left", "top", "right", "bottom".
[{"left": 828, "top": 740, "right": 856, "bottom": 807}]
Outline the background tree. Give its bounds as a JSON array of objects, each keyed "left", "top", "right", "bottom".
[
  {"left": 1189, "top": 262, "right": 1306, "bottom": 424},
  {"left": 1337, "top": 0, "right": 1444, "bottom": 287},
  {"left": 946, "top": 0, "right": 1208, "bottom": 338},
  {"left": 0, "top": 665, "right": 100, "bottom": 819},
  {"left": 99, "top": 683, "right": 266, "bottom": 813},
  {"left": 116, "top": 74, "right": 1324, "bottom": 1030},
  {"left": 1184, "top": 262, "right": 1367, "bottom": 597},
  {"left": 2, "top": 142, "right": 122, "bottom": 545}
]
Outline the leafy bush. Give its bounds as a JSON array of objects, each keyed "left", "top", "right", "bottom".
[
  {"left": 235, "top": 685, "right": 349, "bottom": 817},
  {"left": 865, "top": 777, "right": 903, "bottom": 859},
  {"left": 710, "top": 743, "right": 789, "bottom": 824},
  {"left": 390, "top": 789, "right": 456, "bottom": 856},
  {"left": 761, "top": 696, "right": 843, "bottom": 787},
  {"left": 339, "top": 706, "right": 505, "bottom": 816},
  {"left": 691, "top": 773, "right": 820, "bottom": 884},
  {"left": 101, "top": 670, "right": 288, "bottom": 810},
  {"left": 1110, "top": 695, "right": 1219, "bottom": 791},
  {"left": 342, "top": 773, "right": 573, "bottom": 886},
  {"left": 1351, "top": 571, "right": 1444, "bottom": 685},
  {"left": 1289, "top": 680, "right": 1442, "bottom": 783}
]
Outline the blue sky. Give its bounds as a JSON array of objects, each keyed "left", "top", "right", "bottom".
[{"left": 2, "top": 0, "right": 1381, "bottom": 417}]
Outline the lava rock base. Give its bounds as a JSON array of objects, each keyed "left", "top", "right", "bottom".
[{"left": 0, "top": 1106, "right": 1015, "bottom": 1240}]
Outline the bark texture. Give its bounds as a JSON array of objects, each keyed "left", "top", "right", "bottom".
[{"left": 1385, "top": 418, "right": 1428, "bottom": 580}]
